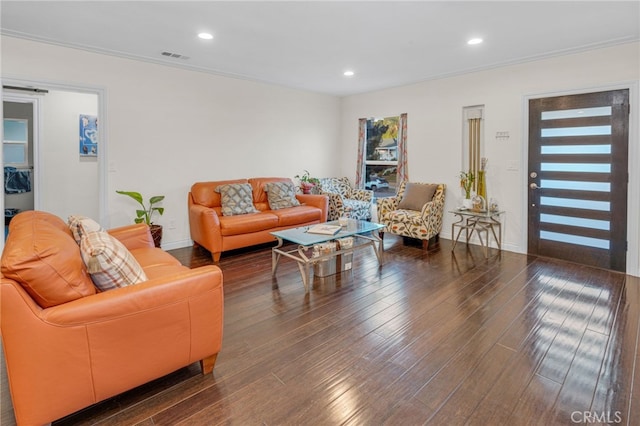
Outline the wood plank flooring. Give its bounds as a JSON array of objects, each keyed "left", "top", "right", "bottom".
[{"left": 3, "top": 235, "right": 639, "bottom": 425}]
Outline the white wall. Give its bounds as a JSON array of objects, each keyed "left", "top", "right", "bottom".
[
  {"left": 1, "top": 36, "right": 341, "bottom": 248},
  {"left": 340, "top": 42, "right": 640, "bottom": 275},
  {"left": 3, "top": 36, "right": 639, "bottom": 274},
  {"left": 40, "top": 90, "right": 99, "bottom": 220}
]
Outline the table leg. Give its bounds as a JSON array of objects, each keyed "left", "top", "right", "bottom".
[
  {"left": 272, "top": 237, "right": 284, "bottom": 276},
  {"left": 451, "top": 215, "right": 465, "bottom": 250},
  {"left": 297, "top": 262, "right": 310, "bottom": 292},
  {"left": 373, "top": 232, "right": 384, "bottom": 266}
]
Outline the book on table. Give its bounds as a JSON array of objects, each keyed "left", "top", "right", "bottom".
[{"left": 306, "top": 224, "right": 342, "bottom": 235}]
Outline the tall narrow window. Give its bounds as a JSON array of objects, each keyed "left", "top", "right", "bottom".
[
  {"left": 462, "top": 106, "right": 484, "bottom": 192},
  {"left": 358, "top": 114, "right": 407, "bottom": 198}
]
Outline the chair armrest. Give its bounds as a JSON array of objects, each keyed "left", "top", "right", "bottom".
[
  {"left": 319, "top": 191, "right": 344, "bottom": 221},
  {"left": 420, "top": 200, "right": 436, "bottom": 218},
  {"left": 296, "top": 194, "right": 329, "bottom": 222},
  {"left": 420, "top": 194, "right": 445, "bottom": 218},
  {"left": 41, "top": 265, "right": 223, "bottom": 324},
  {"left": 108, "top": 224, "right": 154, "bottom": 250},
  {"left": 377, "top": 196, "right": 399, "bottom": 216},
  {"left": 321, "top": 191, "right": 345, "bottom": 208},
  {"left": 189, "top": 202, "right": 222, "bottom": 253},
  {"left": 350, "top": 188, "right": 374, "bottom": 202},
  {"left": 418, "top": 198, "right": 445, "bottom": 237}
]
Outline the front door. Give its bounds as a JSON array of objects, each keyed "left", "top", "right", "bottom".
[{"left": 528, "top": 90, "right": 629, "bottom": 272}]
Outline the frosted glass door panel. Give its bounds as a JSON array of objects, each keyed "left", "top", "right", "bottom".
[{"left": 528, "top": 90, "right": 629, "bottom": 272}]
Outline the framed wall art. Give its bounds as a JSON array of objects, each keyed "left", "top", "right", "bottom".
[{"left": 79, "top": 114, "right": 98, "bottom": 157}]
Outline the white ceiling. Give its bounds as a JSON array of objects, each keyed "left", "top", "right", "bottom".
[{"left": 1, "top": 1, "right": 639, "bottom": 97}]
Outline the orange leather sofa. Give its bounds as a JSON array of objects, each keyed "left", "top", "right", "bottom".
[
  {"left": 0, "top": 211, "right": 224, "bottom": 426},
  {"left": 189, "top": 177, "right": 329, "bottom": 261}
]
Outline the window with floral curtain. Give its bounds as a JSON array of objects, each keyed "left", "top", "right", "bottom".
[{"left": 356, "top": 113, "right": 408, "bottom": 198}]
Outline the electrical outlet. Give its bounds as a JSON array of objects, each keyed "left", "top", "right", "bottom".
[{"left": 168, "top": 220, "right": 176, "bottom": 229}]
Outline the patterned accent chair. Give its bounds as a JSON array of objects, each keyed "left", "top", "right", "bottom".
[
  {"left": 377, "top": 181, "right": 446, "bottom": 249},
  {"left": 318, "top": 177, "right": 374, "bottom": 221}
]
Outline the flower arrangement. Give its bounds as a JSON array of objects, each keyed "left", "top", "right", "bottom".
[{"left": 459, "top": 171, "right": 475, "bottom": 199}]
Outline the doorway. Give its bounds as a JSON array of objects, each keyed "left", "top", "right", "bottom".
[
  {"left": 527, "top": 89, "right": 630, "bottom": 272},
  {"left": 2, "top": 85, "right": 103, "bottom": 246},
  {"left": 3, "top": 97, "right": 37, "bottom": 239}
]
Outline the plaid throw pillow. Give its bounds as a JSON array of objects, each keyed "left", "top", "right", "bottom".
[
  {"left": 80, "top": 231, "right": 148, "bottom": 291},
  {"left": 264, "top": 181, "right": 301, "bottom": 210},
  {"left": 68, "top": 215, "right": 104, "bottom": 244},
  {"left": 215, "top": 183, "right": 259, "bottom": 216}
]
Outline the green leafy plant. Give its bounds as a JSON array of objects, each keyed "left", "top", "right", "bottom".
[
  {"left": 295, "top": 170, "right": 320, "bottom": 194},
  {"left": 459, "top": 171, "right": 475, "bottom": 199},
  {"left": 294, "top": 170, "right": 319, "bottom": 185},
  {"left": 116, "top": 191, "right": 165, "bottom": 225}
]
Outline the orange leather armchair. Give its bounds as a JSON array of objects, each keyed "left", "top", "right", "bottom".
[{"left": 0, "top": 211, "right": 224, "bottom": 426}]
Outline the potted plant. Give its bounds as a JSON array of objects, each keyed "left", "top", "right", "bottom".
[
  {"left": 116, "top": 190, "right": 165, "bottom": 247},
  {"left": 459, "top": 171, "right": 475, "bottom": 208},
  {"left": 294, "top": 170, "right": 320, "bottom": 194}
]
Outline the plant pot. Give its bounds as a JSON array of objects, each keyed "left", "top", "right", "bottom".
[
  {"left": 462, "top": 199, "right": 473, "bottom": 209},
  {"left": 150, "top": 224, "right": 163, "bottom": 248},
  {"left": 301, "top": 182, "right": 316, "bottom": 194}
]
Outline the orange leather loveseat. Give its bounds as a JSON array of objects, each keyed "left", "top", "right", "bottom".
[
  {"left": 0, "top": 211, "right": 224, "bottom": 426},
  {"left": 189, "top": 177, "right": 328, "bottom": 261}
]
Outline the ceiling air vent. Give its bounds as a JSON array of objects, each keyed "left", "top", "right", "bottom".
[{"left": 160, "top": 51, "right": 190, "bottom": 60}]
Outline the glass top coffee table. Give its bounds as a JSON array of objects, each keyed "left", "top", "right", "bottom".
[{"left": 271, "top": 219, "right": 385, "bottom": 292}]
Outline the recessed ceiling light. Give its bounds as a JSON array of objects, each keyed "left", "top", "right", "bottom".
[
  {"left": 344, "top": 70, "right": 355, "bottom": 77},
  {"left": 467, "top": 38, "right": 483, "bottom": 45},
  {"left": 198, "top": 33, "right": 214, "bottom": 40}
]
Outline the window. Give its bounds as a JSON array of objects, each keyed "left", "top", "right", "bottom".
[
  {"left": 364, "top": 116, "right": 399, "bottom": 197},
  {"left": 3, "top": 118, "right": 28, "bottom": 167}
]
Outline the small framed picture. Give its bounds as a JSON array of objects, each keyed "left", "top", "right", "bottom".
[{"left": 79, "top": 114, "right": 98, "bottom": 156}]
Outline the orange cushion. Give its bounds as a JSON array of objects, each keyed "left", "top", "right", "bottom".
[
  {"left": 218, "top": 212, "right": 279, "bottom": 236},
  {"left": 1, "top": 211, "right": 96, "bottom": 308},
  {"left": 129, "top": 247, "right": 182, "bottom": 268},
  {"left": 271, "top": 205, "right": 322, "bottom": 227}
]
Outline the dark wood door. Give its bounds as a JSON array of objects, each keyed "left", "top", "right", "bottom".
[{"left": 528, "top": 90, "right": 629, "bottom": 272}]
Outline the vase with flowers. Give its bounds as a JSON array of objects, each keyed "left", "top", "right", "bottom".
[{"left": 459, "top": 171, "right": 475, "bottom": 209}]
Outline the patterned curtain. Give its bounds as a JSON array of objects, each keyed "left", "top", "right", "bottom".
[
  {"left": 355, "top": 118, "right": 366, "bottom": 187},
  {"left": 396, "top": 113, "right": 409, "bottom": 184}
]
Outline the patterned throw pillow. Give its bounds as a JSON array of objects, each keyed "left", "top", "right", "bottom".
[
  {"left": 264, "top": 181, "right": 301, "bottom": 210},
  {"left": 69, "top": 215, "right": 104, "bottom": 244},
  {"left": 80, "top": 231, "right": 148, "bottom": 291},
  {"left": 215, "top": 183, "right": 259, "bottom": 216}
]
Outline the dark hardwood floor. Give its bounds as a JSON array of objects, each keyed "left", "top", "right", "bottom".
[{"left": 7, "top": 235, "right": 640, "bottom": 425}]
